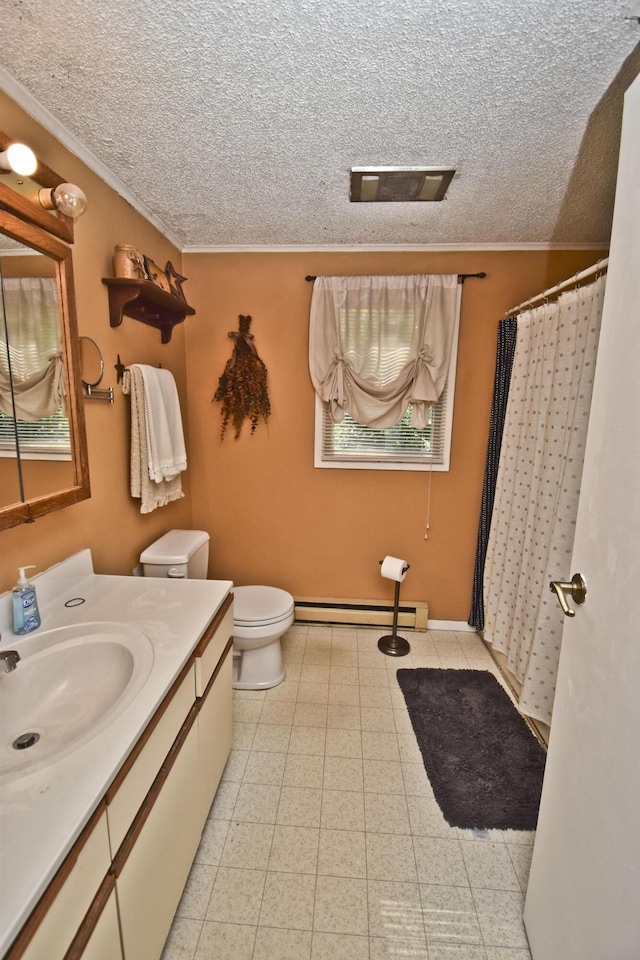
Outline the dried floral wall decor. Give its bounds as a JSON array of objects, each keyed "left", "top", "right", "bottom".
[{"left": 213, "top": 315, "right": 271, "bottom": 439}]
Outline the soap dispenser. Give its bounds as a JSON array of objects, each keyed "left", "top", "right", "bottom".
[{"left": 13, "top": 566, "right": 41, "bottom": 635}]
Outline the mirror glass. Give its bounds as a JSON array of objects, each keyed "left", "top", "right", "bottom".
[
  {"left": 0, "top": 238, "right": 75, "bottom": 510},
  {"left": 0, "top": 178, "right": 89, "bottom": 528},
  {"left": 79, "top": 336, "right": 105, "bottom": 389}
]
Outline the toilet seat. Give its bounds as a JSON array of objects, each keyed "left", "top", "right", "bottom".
[{"left": 233, "top": 585, "right": 294, "bottom": 627}]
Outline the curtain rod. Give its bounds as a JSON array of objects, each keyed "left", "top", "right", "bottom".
[
  {"left": 304, "top": 272, "right": 486, "bottom": 283},
  {"left": 505, "top": 258, "right": 609, "bottom": 316}
]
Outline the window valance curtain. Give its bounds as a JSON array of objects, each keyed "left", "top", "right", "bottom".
[
  {"left": 0, "top": 277, "right": 65, "bottom": 421},
  {"left": 309, "top": 274, "right": 459, "bottom": 429}
]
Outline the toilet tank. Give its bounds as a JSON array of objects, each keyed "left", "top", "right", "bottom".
[{"left": 140, "top": 529, "right": 210, "bottom": 579}]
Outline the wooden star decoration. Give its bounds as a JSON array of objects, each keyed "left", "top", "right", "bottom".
[{"left": 165, "top": 261, "right": 187, "bottom": 301}]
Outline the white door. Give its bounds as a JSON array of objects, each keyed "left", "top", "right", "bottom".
[{"left": 523, "top": 75, "right": 640, "bottom": 959}]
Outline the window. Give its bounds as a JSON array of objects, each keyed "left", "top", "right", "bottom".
[
  {"left": 309, "top": 273, "right": 460, "bottom": 470},
  {"left": 314, "top": 317, "right": 459, "bottom": 472}
]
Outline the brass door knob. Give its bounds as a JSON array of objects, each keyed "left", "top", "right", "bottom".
[{"left": 549, "top": 573, "right": 587, "bottom": 617}]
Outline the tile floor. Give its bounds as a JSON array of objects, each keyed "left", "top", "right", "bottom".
[{"left": 161, "top": 624, "right": 535, "bottom": 960}]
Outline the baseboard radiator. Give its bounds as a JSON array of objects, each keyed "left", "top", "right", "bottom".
[{"left": 293, "top": 596, "right": 429, "bottom": 630}]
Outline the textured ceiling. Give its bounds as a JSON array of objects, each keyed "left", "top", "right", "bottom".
[{"left": 1, "top": 0, "right": 639, "bottom": 250}]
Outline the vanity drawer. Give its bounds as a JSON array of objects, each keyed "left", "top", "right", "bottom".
[
  {"left": 194, "top": 593, "right": 233, "bottom": 696},
  {"left": 63, "top": 883, "right": 122, "bottom": 960},
  {"left": 105, "top": 664, "right": 196, "bottom": 854}
]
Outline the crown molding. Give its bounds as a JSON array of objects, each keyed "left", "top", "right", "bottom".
[{"left": 182, "top": 242, "right": 608, "bottom": 254}]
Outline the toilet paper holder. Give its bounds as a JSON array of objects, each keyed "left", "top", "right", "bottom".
[{"left": 378, "top": 558, "right": 411, "bottom": 657}]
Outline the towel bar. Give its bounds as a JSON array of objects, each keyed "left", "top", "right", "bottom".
[{"left": 115, "top": 354, "right": 161, "bottom": 384}]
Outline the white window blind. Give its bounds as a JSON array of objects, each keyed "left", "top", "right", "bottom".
[
  {"left": 0, "top": 409, "right": 71, "bottom": 460},
  {"left": 315, "top": 378, "right": 455, "bottom": 471},
  {"left": 322, "top": 374, "right": 450, "bottom": 456}
]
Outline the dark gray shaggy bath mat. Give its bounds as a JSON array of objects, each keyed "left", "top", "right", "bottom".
[{"left": 396, "top": 668, "right": 546, "bottom": 830}]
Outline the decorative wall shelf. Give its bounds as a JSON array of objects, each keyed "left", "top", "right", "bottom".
[{"left": 102, "top": 278, "right": 195, "bottom": 343}]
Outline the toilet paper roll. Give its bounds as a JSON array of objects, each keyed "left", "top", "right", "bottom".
[{"left": 380, "top": 556, "right": 409, "bottom": 582}]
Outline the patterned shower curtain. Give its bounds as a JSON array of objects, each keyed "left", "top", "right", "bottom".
[{"left": 482, "top": 274, "right": 606, "bottom": 727}]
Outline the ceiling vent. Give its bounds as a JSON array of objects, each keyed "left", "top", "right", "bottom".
[{"left": 350, "top": 166, "right": 455, "bottom": 202}]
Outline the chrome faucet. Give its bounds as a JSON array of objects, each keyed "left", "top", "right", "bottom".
[{"left": 0, "top": 650, "right": 20, "bottom": 672}]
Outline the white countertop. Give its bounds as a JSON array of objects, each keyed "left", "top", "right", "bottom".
[{"left": 0, "top": 550, "right": 232, "bottom": 957}]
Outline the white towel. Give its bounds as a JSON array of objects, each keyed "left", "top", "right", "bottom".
[
  {"left": 122, "top": 365, "right": 185, "bottom": 514},
  {"left": 135, "top": 364, "right": 187, "bottom": 481}
]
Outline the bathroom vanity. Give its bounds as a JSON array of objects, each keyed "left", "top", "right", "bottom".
[{"left": 0, "top": 551, "right": 234, "bottom": 960}]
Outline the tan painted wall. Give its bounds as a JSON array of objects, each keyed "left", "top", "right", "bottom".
[
  {"left": 183, "top": 248, "right": 605, "bottom": 621},
  {"left": 0, "top": 91, "right": 192, "bottom": 592}
]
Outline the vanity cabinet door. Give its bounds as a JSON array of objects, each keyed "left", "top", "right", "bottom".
[
  {"left": 63, "top": 886, "right": 122, "bottom": 960},
  {"left": 105, "top": 664, "right": 196, "bottom": 854},
  {"left": 196, "top": 641, "right": 233, "bottom": 825},
  {"left": 11, "top": 810, "right": 111, "bottom": 960},
  {"left": 113, "top": 715, "right": 202, "bottom": 960}
]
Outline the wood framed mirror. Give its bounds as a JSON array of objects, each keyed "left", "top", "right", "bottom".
[{"left": 0, "top": 141, "right": 89, "bottom": 530}]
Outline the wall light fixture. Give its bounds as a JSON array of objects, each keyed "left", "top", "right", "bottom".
[
  {"left": 39, "top": 182, "right": 88, "bottom": 219},
  {"left": 0, "top": 142, "right": 38, "bottom": 177}
]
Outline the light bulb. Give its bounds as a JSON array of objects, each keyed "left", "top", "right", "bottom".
[
  {"left": 0, "top": 142, "right": 38, "bottom": 176},
  {"left": 51, "top": 182, "right": 88, "bottom": 219}
]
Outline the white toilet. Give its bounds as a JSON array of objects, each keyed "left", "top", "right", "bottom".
[{"left": 139, "top": 529, "right": 294, "bottom": 690}]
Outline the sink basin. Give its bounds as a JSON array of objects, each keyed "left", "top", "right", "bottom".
[{"left": 0, "top": 622, "right": 154, "bottom": 779}]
